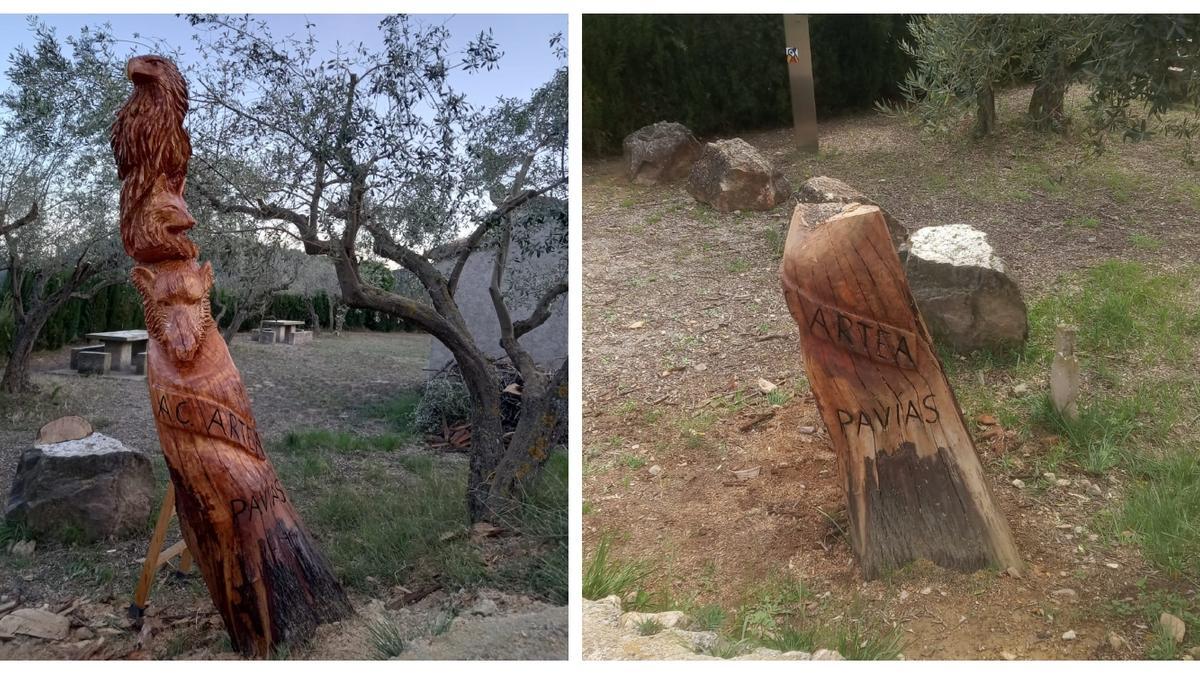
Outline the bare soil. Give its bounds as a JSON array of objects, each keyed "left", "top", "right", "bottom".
[{"left": 582, "top": 86, "right": 1200, "bottom": 660}]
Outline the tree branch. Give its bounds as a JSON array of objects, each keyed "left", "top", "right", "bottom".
[
  {"left": 513, "top": 281, "right": 567, "bottom": 339},
  {"left": 0, "top": 201, "right": 38, "bottom": 238},
  {"left": 447, "top": 176, "right": 567, "bottom": 295}
]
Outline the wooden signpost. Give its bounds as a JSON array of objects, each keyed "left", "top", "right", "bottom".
[
  {"left": 780, "top": 204, "right": 1021, "bottom": 579},
  {"left": 111, "top": 55, "right": 351, "bottom": 657}
]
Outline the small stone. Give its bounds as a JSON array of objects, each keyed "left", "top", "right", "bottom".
[
  {"left": 9, "top": 540, "right": 35, "bottom": 557},
  {"left": 1072, "top": 526, "right": 1084, "bottom": 534},
  {"left": 1106, "top": 562, "right": 1120, "bottom": 569},
  {"left": 648, "top": 465, "right": 663, "bottom": 477},
  {"left": 1051, "top": 588, "right": 1077, "bottom": 600},
  {"left": 469, "top": 597, "right": 498, "bottom": 617},
  {"left": 1012, "top": 383, "right": 1030, "bottom": 395},
  {"left": 920, "top": 587, "right": 932, "bottom": 595},
  {"left": 811, "top": 649, "right": 843, "bottom": 660},
  {"left": 1062, "top": 630, "right": 1076, "bottom": 641},
  {"left": 1108, "top": 632, "right": 1127, "bottom": 651},
  {"left": 1043, "top": 472, "right": 1057, "bottom": 482},
  {"left": 1160, "top": 612, "right": 1186, "bottom": 643},
  {"left": 1087, "top": 483, "right": 1103, "bottom": 497},
  {"left": 693, "top": 363, "right": 707, "bottom": 372},
  {"left": 756, "top": 378, "right": 778, "bottom": 395},
  {"left": 1001, "top": 651, "right": 1017, "bottom": 660},
  {"left": 1056, "top": 478, "right": 1071, "bottom": 487},
  {"left": 73, "top": 626, "right": 96, "bottom": 640},
  {"left": 628, "top": 321, "right": 646, "bottom": 329},
  {"left": 1011, "top": 479, "right": 1026, "bottom": 489},
  {"left": 1088, "top": 534, "right": 1099, "bottom": 542}
]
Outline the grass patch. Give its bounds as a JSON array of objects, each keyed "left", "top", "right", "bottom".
[
  {"left": 493, "top": 450, "right": 569, "bottom": 604},
  {"left": 368, "top": 388, "right": 423, "bottom": 440},
  {"left": 281, "top": 429, "right": 411, "bottom": 454},
  {"left": 583, "top": 534, "right": 649, "bottom": 600},
  {"left": 367, "top": 616, "right": 407, "bottom": 659},
  {"left": 1129, "top": 233, "right": 1163, "bottom": 251},
  {"left": 286, "top": 457, "right": 483, "bottom": 592},
  {"left": 635, "top": 617, "right": 664, "bottom": 636},
  {"left": 953, "top": 260, "right": 1200, "bottom": 584},
  {"left": 1121, "top": 451, "right": 1200, "bottom": 580},
  {"left": 1067, "top": 214, "right": 1101, "bottom": 229}
]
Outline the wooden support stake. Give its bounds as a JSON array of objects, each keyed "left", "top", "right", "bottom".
[
  {"left": 780, "top": 204, "right": 1021, "bottom": 579},
  {"left": 131, "top": 482, "right": 176, "bottom": 616},
  {"left": 111, "top": 55, "right": 351, "bottom": 657}
]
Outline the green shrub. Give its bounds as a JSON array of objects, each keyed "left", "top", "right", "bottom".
[{"left": 413, "top": 374, "right": 473, "bottom": 433}]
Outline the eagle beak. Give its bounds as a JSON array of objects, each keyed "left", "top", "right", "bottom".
[{"left": 127, "top": 57, "right": 153, "bottom": 83}]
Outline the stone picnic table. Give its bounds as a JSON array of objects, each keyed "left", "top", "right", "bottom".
[
  {"left": 260, "top": 319, "right": 304, "bottom": 344},
  {"left": 83, "top": 329, "right": 149, "bottom": 373}
]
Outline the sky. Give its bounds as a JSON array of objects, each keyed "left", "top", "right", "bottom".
[{"left": 0, "top": 13, "right": 566, "bottom": 107}]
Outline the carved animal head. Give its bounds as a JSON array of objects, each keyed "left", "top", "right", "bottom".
[
  {"left": 125, "top": 55, "right": 188, "bottom": 115},
  {"left": 111, "top": 54, "right": 191, "bottom": 196},
  {"left": 131, "top": 260, "right": 214, "bottom": 364},
  {"left": 120, "top": 173, "right": 198, "bottom": 262}
]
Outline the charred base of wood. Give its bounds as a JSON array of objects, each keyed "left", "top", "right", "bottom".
[{"left": 852, "top": 442, "right": 994, "bottom": 579}]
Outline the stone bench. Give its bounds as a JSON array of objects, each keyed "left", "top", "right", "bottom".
[
  {"left": 132, "top": 351, "right": 147, "bottom": 375},
  {"left": 257, "top": 329, "right": 276, "bottom": 344},
  {"left": 286, "top": 330, "right": 313, "bottom": 346},
  {"left": 70, "top": 345, "right": 104, "bottom": 370},
  {"left": 76, "top": 350, "right": 111, "bottom": 375}
]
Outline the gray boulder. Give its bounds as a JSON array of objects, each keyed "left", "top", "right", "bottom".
[
  {"left": 622, "top": 122, "right": 701, "bottom": 185},
  {"left": 687, "top": 138, "right": 791, "bottom": 212},
  {"left": 5, "top": 432, "right": 154, "bottom": 541},
  {"left": 906, "top": 224, "right": 1029, "bottom": 353},
  {"left": 796, "top": 176, "right": 908, "bottom": 250}
]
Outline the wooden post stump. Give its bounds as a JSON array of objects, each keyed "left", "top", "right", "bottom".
[
  {"left": 1051, "top": 324, "right": 1080, "bottom": 421},
  {"left": 780, "top": 203, "right": 1021, "bottom": 578},
  {"left": 110, "top": 55, "right": 351, "bottom": 657}
]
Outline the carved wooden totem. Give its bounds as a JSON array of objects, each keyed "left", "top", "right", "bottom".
[
  {"left": 112, "top": 55, "right": 352, "bottom": 657},
  {"left": 780, "top": 203, "right": 1021, "bottom": 579}
]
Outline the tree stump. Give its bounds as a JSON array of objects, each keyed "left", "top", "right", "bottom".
[
  {"left": 111, "top": 55, "right": 351, "bottom": 657},
  {"left": 780, "top": 204, "right": 1021, "bottom": 578}
]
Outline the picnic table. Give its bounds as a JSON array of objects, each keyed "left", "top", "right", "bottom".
[
  {"left": 260, "top": 320, "right": 305, "bottom": 345},
  {"left": 84, "top": 329, "right": 149, "bottom": 372}
]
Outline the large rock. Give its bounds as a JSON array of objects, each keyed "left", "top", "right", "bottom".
[
  {"left": 0, "top": 608, "right": 71, "bottom": 640},
  {"left": 796, "top": 176, "right": 908, "bottom": 250},
  {"left": 622, "top": 122, "right": 701, "bottom": 185},
  {"left": 906, "top": 224, "right": 1029, "bottom": 353},
  {"left": 687, "top": 138, "right": 791, "bottom": 212},
  {"left": 4, "top": 431, "right": 153, "bottom": 541}
]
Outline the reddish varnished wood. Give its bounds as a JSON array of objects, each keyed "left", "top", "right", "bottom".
[
  {"left": 112, "top": 55, "right": 351, "bottom": 657},
  {"left": 780, "top": 204, "right": 1021, "bottom": 579}
]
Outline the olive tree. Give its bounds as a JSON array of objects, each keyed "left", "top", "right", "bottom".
[
  {"left": 0, "top": 23, "right": 128, "bottom": 393},
  {"left": 184, "top": 14, "right": 567, "bottom": 522}
]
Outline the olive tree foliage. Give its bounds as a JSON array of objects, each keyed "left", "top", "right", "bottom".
[
  {"left": 1081, "top": 15, "right": 1200, "bottom": 162},
  {"left": 196, "top": 221, "right": 299, "bottom": 343},
  {"left": 892, "top": 15, "right": 1010, "bottom": 137},
  {"left": 0, "top": 23, "right": 128, "bottom": 393},
  {"left": 889, "top": 14, "right": 1200, "bottom": 156},
  {"left": 289, "top": 252, "right": 341, "bottom": 335},
  {"left": 183, "top": 14, "right": 568, "bottom": 522}
]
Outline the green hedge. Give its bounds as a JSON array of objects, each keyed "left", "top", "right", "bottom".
[
  {"left": 583, "top": 14, "right": 913, "bottom": 156},
  {"left": 0, "top": 279, "right": 147, "bottom": 354}
]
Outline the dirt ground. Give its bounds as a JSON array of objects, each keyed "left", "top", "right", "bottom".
[
  {"left": 582, "top": 87, "right": 1200, "bottom": 660},
  {"left": 0, "top": 330, "right": 566, "bottom": 660}
]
